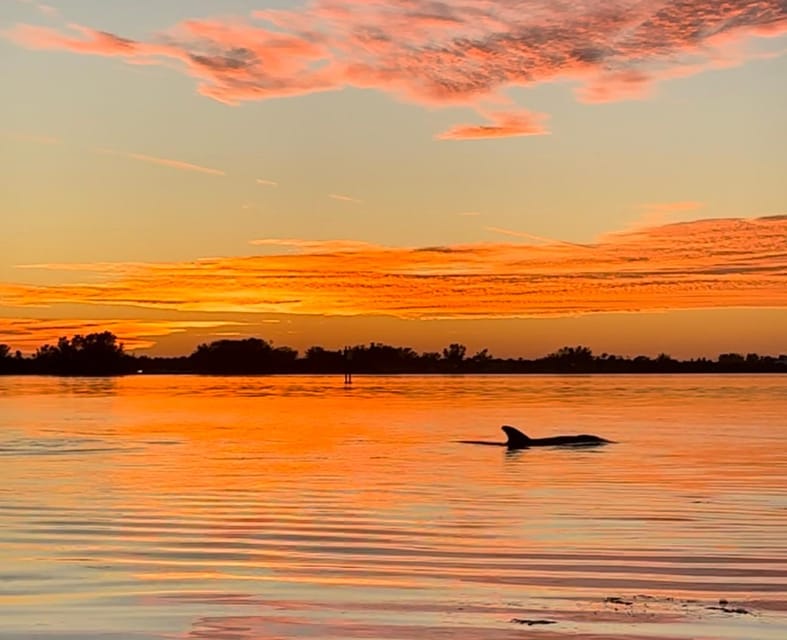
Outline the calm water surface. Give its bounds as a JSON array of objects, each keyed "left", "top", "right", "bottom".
[{"left": 1, "top": 374, "right": 785, "bottom": 640}]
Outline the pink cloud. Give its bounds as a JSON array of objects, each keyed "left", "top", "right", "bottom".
[
  {"left": 437, "top": 110, "right": 549, "bottom": 140},
  {"left": 8, "top": 23, "right": 141, "bottom": 55},
  {"left": 6, "top": 1, "right": 786, "bottom": 137},
  {"left": 576, "top": 69, "right": 653, "bottom": 104}
]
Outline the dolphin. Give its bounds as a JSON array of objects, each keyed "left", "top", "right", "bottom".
[{"left": 460, "top": 425, "right": 614, "bottom": 450}]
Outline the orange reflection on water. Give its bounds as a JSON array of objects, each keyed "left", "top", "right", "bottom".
[{"left": 1, "top": 374, "right": 786, "bottom": 640}]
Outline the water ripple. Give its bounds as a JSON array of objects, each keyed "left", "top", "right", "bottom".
[{"left": 1, "top": 374, "right": 786, "bottom": 639}]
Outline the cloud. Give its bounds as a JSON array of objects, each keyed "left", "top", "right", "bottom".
[
  {"left": 1, "top": 131, "right": 59, "bottom": 144},
  {"left": 437, "top": 110, "right": 549, "bottom": 140},
  {"left": 3, "top": 216, "right": 786, "bottom": 319},
  {"left": 630, "top": 201, "right": 707, "bottom": 228},
  {"left": 639, "top": 201, "right": 706, "bottom": 214},
  {"left": 94, "top": 148, "right": 226, "bottom": 176},
  {"left": 250, "top": 238, "right": 379, "bottom": 253},
  {"left": 255, "top": 178, "right": 278, "bottom": 186},
  {"left": 0, "top": 318, "right": 239, "bottom": 352},
  {"left": 15, "top": 0, "right": 58, "bottom": 18},
  {"left": 329, "top": 193, "right": 362, "bottom": 204},
  {"left": 484, "top": 226, "right": 592, "bottom": 248},
  {"left": 576, "top": 69, "right": 653, "bottom": 104},
  {"left": 6, "top": 0, "right": 785, "bottom": 138}
]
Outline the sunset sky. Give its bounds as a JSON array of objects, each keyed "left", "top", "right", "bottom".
[{"left": 1, "top": 0, "right": 785, "bottom": 358}]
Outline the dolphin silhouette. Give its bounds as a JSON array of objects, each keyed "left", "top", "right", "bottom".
[{"left": 460, "top": 425, "right": 614, "bottom": 449}]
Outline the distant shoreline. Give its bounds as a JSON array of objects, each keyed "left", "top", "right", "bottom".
[
  {"left": 3, "top": 371, "right": 787, "bottom": 378},
  {"left": 2, "top": 331, "right": 785, "bottom": 376}
]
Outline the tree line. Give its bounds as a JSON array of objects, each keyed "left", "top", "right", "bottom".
[{"left": 1, "top": 332, "right": 785, "bottom": 376}]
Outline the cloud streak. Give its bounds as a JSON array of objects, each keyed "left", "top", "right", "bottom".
[
  {"left": 3, "top": 216, "right": 786, "bottom": 319},
  {"left": 2, "top": 131, "right": 59, "bottom": 144},
  {"left": 0, "top": 318, "right": 238, "bottom": 352},
  {"left": 639, "top": 201, "right": 706, "bottom": 214},
  {"left": 94, "top": 148, "right": 226, "bottom": 176},
  {"left": 15, "top": 0, "right": 58, "bottom": 18},
  {"left": 484, "top": 226, "right": 593, "bottom": 248},
  {"left": 329, "top": 193, "right": 363, "bottom": 204},
  {"left": 7, "top": 1, "right": 785, "bottom": 138}
]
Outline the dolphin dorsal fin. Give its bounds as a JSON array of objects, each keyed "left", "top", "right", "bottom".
[{"left": 501, "top": 425, "right": 530, "bottom": 447}]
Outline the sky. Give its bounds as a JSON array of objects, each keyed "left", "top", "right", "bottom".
[{"left": 1, "top": 0, "right": 785, "bottom": 358}]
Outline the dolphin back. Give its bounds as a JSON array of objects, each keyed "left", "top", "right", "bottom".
[{"left": 501, "top": 425, "right": 531, "bottom": 448}]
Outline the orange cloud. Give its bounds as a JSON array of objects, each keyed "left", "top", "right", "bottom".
[
  {"left": 249, "top": 238, "right": 379, "bottom": 252},
  {"left": 94, "top": 148, "right": 225, "bottom": 176},
  {"left": 6, "top": 0, "right": 785, "bottom": 138},
  {"left": 630, "top": 201, "right": 707, "bottom": 229},
  {"left": 639, "top": 201, "right": 706, "bottom": 214},
  {"left": 2, "top": 216, "right": 786, "bottom": 320},
  {"left": 329, "top": 193, "right": 363, "bottom": 204},
  {"left": 437, "top": 110, "right": 549, "bottom": 140},
  {"left": 0, "top": 318, "right": 239, "bottom": 352}
]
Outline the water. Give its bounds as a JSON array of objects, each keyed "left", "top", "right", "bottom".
[{"left": 1, "top": 374, "right": 786, "bottom": 640}]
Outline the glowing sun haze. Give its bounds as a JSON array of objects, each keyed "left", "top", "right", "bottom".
[{"left": 1, "top": 0, "right": 785, "bottom": 357}]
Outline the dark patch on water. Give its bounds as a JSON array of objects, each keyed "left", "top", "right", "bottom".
[
  {"left": 510, "top": 618, "right": 557, "bottom": 625},
  {"left": 0, "top": 436, "right": 133, "bottom": 456}
]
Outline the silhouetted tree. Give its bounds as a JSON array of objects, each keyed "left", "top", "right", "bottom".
[
  {"left": 189, "top": 338, "right": 297, "bottom": 373},
  {"left": 32, "top": 332, "right": 130, "bottom": 375},
  {"left": 418, "top": 351, "right": 442, "bottom": 372},
  {"left": 303, "top": 346, "right": 345, "bottom": 373},
  {"left": 442, "top": 343, "right": 466, "bottom": 371},
  {"left": 3, "top": 330, "right": 787, "bottom": 376},
  {"left": 0, "top": 344, "right": 15, "bottom": 374},
  {"left": 545, "top": 345, "right": 595, "bottom": 372},
  {"left": 343, "top": 343, "right": 420, "bottom": 373}
]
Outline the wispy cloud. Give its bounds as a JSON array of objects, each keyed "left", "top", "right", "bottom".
[
  {"left": 15, "top": 0, "right": 58, "bottom": 18},
  {"left": 7, "top": 1, "right": 785, "bottom": 138},
  {"left": 94, "top": 148, "right": 226, "bottom": 176},
  {"left": 250, "top": 238, "right": 379, "bottom": 252},
  {"left": 484, "top": 226, "right": 592, "bottom": 248},
  {"left": 1, "top": 131, "right": 59, "bottom": 144},
  {"left": 640, "top": 201, "right": 706, "bottom": 215},
  {"left": 255, "top": 178, "right": 278, "bottom": 187},
  {"left": 631, "top": 200, "right": 707, "bottom": 228},
  {"left": 4, "top": 216, "right": 786, "bottom": 319},
  {"left": 0, "top": 318, "right": 238, "bottom": 352},
  {"left": 329, "top": 193, "right": 362, "bottom": 204}
]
